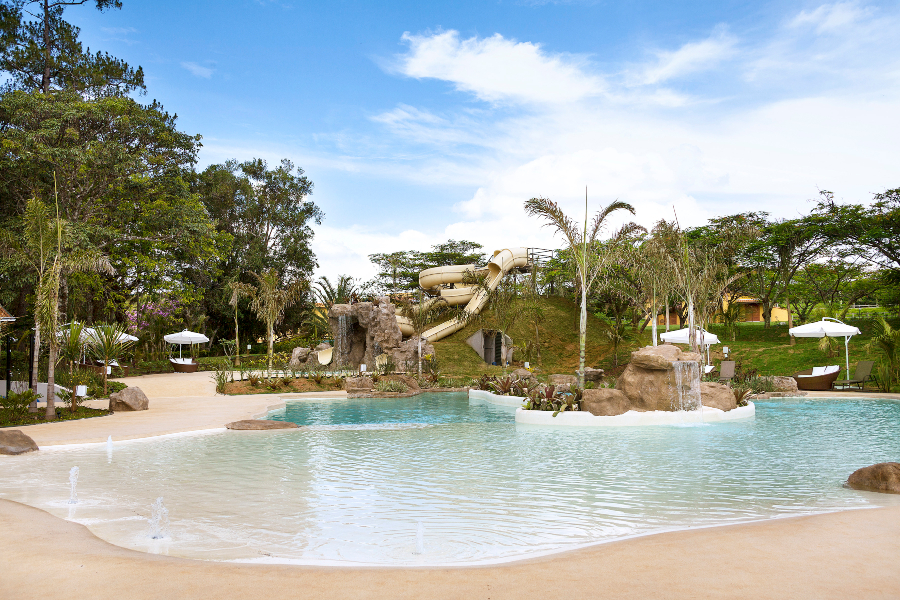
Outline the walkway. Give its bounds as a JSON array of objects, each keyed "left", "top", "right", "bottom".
[{"left": 1, "top": 500, "right": 898, "bottom": 599}]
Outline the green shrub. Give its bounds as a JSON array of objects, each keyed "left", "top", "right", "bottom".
[
  {"left": 375, "top": 379, "right": 408, "bottom": 393},
  {"left": 1, "top": 388, "right": 40, "bottom": 419}
]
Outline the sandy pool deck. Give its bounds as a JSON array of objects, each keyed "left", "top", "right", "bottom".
[{"left": 2, "top": 374, "right": 899, "bottom": 598}]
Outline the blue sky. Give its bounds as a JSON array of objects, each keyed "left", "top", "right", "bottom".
[{"left": 70, "top": 1, "right": 900, "bottom": 279}]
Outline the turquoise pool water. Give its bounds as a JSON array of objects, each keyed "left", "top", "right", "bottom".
[{"left": 0, "top": 393, "right": 898, "bottom": 565}]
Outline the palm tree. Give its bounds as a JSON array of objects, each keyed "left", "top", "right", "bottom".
[
  {"left": 0, "top": 194, "right": 112, "bottom": 420},
  {"left": 88, "top": 323, "right": 135, "bottom": 397},
  {"left": 397, "top": 289, "right": 446, "bottom": 377},
  {"left": 232, "top": 269, "right": 306, "bottom": 377},
  {"left": 58, "top": 322, "right": 85, "bottom": 413},
  {"left": 868, "top": 317, "right": 900, "bottom": 391},
  {"left": 524, "top": 192, "right": 638, "bottom": 387},
  {"left": 227, "top": 280, "right": 253, "bottom": 367}
]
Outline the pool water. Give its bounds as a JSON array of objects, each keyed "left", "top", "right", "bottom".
[{"left": 1, "top": 393, "right": 898, "bottom": 565}]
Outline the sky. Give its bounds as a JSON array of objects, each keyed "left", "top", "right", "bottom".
[{"left": 69, "top": 0, "right": 900, "bottom": 281}]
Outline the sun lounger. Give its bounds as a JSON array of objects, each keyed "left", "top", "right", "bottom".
[
  {"left": 170, "top": 357, "right": 199, "bottom": 373},
  {"left": 793, "top": 365, "right": 840, "bottom": 391},
  {"left": 833, "top": 360, "right": 875, "bottom": 390}
]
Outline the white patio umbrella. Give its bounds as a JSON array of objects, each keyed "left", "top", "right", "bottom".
[
  {"left": 164, "top": 330, "right": 210, "bottom": 360},
  {"left": 789, "top": 318, "right": 861, "bottom": 381},
  {"left": 659, "top": 327, "right": 720, "bottom": 367}
]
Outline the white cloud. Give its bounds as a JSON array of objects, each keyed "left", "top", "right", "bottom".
[
  {"left": 181, "top": 61, "right": 214, "bottom": 78},
  {"left": 637, "top": 27, "right": 737, "bottom": 85},
  {"left": 790, "top": 2, "right": 872, "bottom": 33},
  {"left": 394, "top": 30, "right": 604, "bottom": 104}
]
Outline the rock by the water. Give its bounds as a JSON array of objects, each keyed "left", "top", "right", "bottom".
[
  {"left": 512, "top": 368, "right": 536, "bottom": 382},
  {"left": 582, "top": 388, "right": 631, "bottom": 416},
  {"left": 314, "top": 342, "right": 332, "bottom": 352},
  {"left": 616, "top": 345, "right": 708, "bottom": 412},
  {"left": 771, "top": 376, "right": 799, "bottom": 394},
  {"left": 846, "top": 462, "right": 900, "bottom": 494},
  {"left": 226, "top": 420, "right": 299, "bottom": 430},
  {"left": 584, "top": 367, "right": 605, "bottom": 383},
  {"left": 0, "top": 430, "right": 39, "bottom": 455},
  {"left": 344, "top": 376, "right": 374, "bottom": 393},
  {"left": 700, "top": 382, "right": 737, "bottom": 411},
  {"left": 108, "top": 387, "right": 149, "bottom": 412}
]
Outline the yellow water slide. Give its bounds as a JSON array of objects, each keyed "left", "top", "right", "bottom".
[{"left": 396, "top": 247, "right": 529, "bottom": 342}]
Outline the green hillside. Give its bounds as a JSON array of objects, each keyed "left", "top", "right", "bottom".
[{"left": 430, "top": 296, "right": 885, "bottom": 384}]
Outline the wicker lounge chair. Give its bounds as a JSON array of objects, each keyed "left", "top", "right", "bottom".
[
  {"left": 833, "top": 360, "right": 875, "bottom": 390},
  {"left": 718, "top": 361, "right": 736, "bottom": 384},
  {"left": 170, "top": 357, "right": 199, "bottom": 373},
  {"left": 793, "top": 365, "right": 840, "bottom": 391}
]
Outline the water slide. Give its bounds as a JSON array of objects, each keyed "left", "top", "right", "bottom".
[{"left": 396, "top": 247, "right": 529, "bottom": 343}]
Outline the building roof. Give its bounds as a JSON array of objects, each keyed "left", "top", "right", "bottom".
[{"left": 0, "top": 304, "right": 15, "bottom": 322}]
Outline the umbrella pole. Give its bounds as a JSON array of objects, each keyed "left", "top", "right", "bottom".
[{"left": 844, "top": 336, "right": 850, "bottom": 382}]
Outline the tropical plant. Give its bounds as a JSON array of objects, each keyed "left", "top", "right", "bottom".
[
  {"left": 210, "top": 359, "right": 233, "bottom": 395},
  {"left": 375, "top": 379, "right": 408, "bottom": 393},
  {"left": 867, "top": 317, "right": 900, "bottom": 392},
  {"left": 87, "top": 322, "right": 134, "bottom": 396},
  {"left": 227, "top": 280, "right": 253, "bottom": 367},
  {"left": 0, "top": 194, "right": 113, "bottom": 419},
  {"left": 525, "top": 193, "right": 639, "bottom": 387},
  {"left": 231, "top": 269, "right": 306, "bottom": 378},
  {"left": 375, "top": 353, "right": 396, "bottom": 376},
  {"left": 1, "top": 388, "right": 40, "bottom": 420},
  {"left": 397, "top": 288, "right": 446, "bottom": 378},
  {"left": 57, "top": 321, "right": 85, "bottom": 413},
  {"left": 490, "top": 376, "right": 514, "bottom": 395}
]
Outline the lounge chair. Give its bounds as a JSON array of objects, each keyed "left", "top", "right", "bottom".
[
  {"left": 793, "top": 365, "right": 840, "bottom": 391},
  {"left": 718, "top": 361, "right": 735, "bottom": 384},
  {"left": 833, "top": 360, "right": 875, "bottom": 390},
  {"left": 170, "top": 357, "right": 199, "bottom": 373}
]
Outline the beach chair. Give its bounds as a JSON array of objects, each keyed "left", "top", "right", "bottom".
[
  {"left": 718, "top": 361, "right": 735, "bottom": 384},
  {"left": 793, "top": 365, "right": 840, "bottom": 391},
  {"left": 833, "top": 360, "right": 875, "bottom": 390}
]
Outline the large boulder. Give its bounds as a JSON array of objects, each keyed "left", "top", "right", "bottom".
[
  {"left": 226, "top": 420, "right": 299, "bottom": 430},
  {"left": 108, "top": 387, "right": 149, "bottom": 412},
  {"left": 582, "top": 388, "right": 631, "bottom": 416},
  {"left": 584, "top": 367, "right": 605, "bottom": 383},
  {"left": 771, "top": 376, "right": 799, "bottom": 394},
  {"left": 846, "top": 463, "right": 900, "bottom": 494},
  {"left": 616, "top": 345, "right": 704, "bottom": 412},
  {"left": 289, "top": 347, "right": 311, "bottom": 368},
  {"left": 511, "top": 368, "right": 536, "bottom": 382},
  {"left": 0, "top": 430, "right": 39, "bottom": 455},
  {"left": 314, "top": 342, "right": 332, "bottom": 352},
  {"left": 549, "top": 374, "right": 577, "bottom": 386},
  {"left": 390, "top": 336, "right": 434, "bottom": 373},
  {"left": 344, "top": 376, "right": 374, "bottom": 393},
  {"left": 700, "top": 382, "right": 737, "bottom": 411}
]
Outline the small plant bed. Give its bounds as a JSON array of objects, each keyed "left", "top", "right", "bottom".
[
  {"left": 222, "top": 377, "right": 344, "bottom": 395},
  {"left": 1, "top": 405, "right": 112, "bottom": 428},
  {"left": 473, "top": 374, "right": 584, "bottom": 416}
]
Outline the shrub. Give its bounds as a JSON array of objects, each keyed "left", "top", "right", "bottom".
[
  {"left": 376, "top": 354, "right": 396, "bottom": 376},
  {"left": 1, "top": 388, "right": 40, "bottom": 419},
  {"left": 748, "top": 375, "right": 775, "bottom": 394},
  {"left": 375, "top": 379, "right": 408, "bottom": 393}
]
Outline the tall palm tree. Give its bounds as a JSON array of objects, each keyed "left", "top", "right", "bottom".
[
  {"left": 0, "top": 194, "right": 112, "bottom": 419},
  {"left": 524, "top": 192, "right": 638, "bottom": 387},
  {"left": 232, "top": 269, "right": 306, "bottom": 377},
  {"left": 227, "top": 280, "right": 253, "bottom": 367}
]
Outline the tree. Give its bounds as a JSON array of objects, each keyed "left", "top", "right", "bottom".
[
  {"left": 368, "top": 240, "right": 486, "bottom": 294},
  {"left": 742, "top": 215, "right": 827, "bottom": 327},
  {"left": 525, "top": 194, "right": 639, "bottom": 387},
  {"left": 0, "top": 0, "right": 143, "bottom": 96},
  {"left": 232, "top": 269, "right": 306, "bottom": 377},
  {"left": 87, "top": 321, "right": 132, "bottom": 396},
  {"left": 867, "top": 317, "right": 900, "bottom": 392},
  {"left": 227, "top": 280, "right": 252, "bottom": 367},
  {"left": 0, "top": 194, "right": 112, "bottom": 418}
]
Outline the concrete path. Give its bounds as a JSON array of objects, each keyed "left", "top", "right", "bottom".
[
  {"left": 13, "top": 372, "right": 347, "bottom": 446},
  {"left": 1, "top": 499, "right": 898, "bottom": 599}
]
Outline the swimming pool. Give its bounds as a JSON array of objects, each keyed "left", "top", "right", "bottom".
[{"left": 1, "top": 393, "right": 898, "bottom": 565}]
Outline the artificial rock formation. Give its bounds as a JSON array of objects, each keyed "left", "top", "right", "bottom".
[
  {"left": 581, "top": 388, "right": 631, "bottom": 416},
  {"left": 512, "top": 368, "right": 537, "bottom": 383},
  {"left": 0, "top": 430, "right": 39, "bottom": 455},
  {"left": 108, "top": 387, "right": 149, "bottom": 412},
  {"left": 584, "top": 367, "right": 605, "bottom": 383},
  {"left": 226, "top": 420, "right": 299, "bottom": 430},
  {"left": 344, "top": 376, "right": 374, "bottom": 394},
  {"left": 846, "top": 462, "right": 900, "bottom": 494},
  {"left": 615, "top": 345, "right": 703, "bottom": 412},
  {"left": 771, "top": 376, "right": 800, "bottom": 394},
  {"left": 325, "top": 297, "right": 434, "bottom": 370},
  {"left": 549, "top": 374, "right": 577, "bottom": 391},
  {"left": 289, "top": 346, "right": 312, "bottom": 367}
]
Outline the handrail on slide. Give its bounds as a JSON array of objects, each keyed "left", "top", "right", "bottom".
[{"left": 396, "top": 248, "right": 529, "bottom": 342}]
